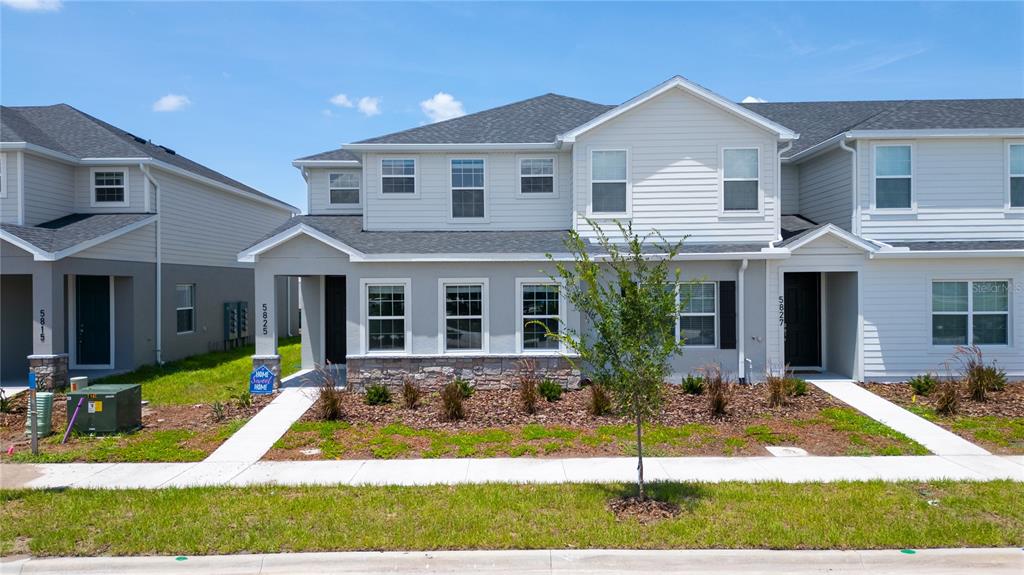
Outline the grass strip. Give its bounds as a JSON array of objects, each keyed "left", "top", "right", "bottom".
[{"left": 2, "top": 481, "right": 1021, "bottom": 556}]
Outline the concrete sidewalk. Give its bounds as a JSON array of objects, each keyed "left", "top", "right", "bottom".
[
  {"left": 2, "top": 548, "right": 1021, "bottom": 574},
  {"left": 2, "top": 454, "right": 1020, "bottom": 490},
  {"left": 806, "top": 377, "right": 991, "bottom": 456}
]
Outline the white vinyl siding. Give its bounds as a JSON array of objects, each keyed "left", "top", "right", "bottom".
[
  {"left": 797, "top": 147, "right": 853, "bottom": 230},
  {"left": 0, "top": 154, "right": 6, "bottom": 198},
  {"left": 74, "top": 165, "right": 144, "bottom": 214},
  {"left": 73, "top": 223, "right": 157, "bottom": 262},
  {"left": 22, "top": 154, "right": 75, "bottom": 225},
  {"left": 573, "top": 88, "right": 778, "bottom": 243},
  {"left": 362, "top": 152, "right": 572, "bottom": 231},
  {"left": 780, "top": 164, "right": 800, "bottom": 215},
  {"left": 0, "top": 152, "right": 17, "bottom": 224},
  {"left": 858, "top": 139, "right": 1024, "bottom": 241}
]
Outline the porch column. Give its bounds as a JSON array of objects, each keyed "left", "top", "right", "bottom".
[
  {"left": 29, "top": 263, "right": 67, "bottom": 390},
  {"left": 252, "top": 266, "right": 280, "bottom": 385},
  {"left": 298, "top": 275, "right": 323, "bottom": 370}
]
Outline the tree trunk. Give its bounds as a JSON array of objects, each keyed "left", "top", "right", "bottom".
[{"left": 635, "top": 412, "right": 645, "bottom": 500}]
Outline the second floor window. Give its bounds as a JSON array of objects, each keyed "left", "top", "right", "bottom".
[
  {"left": 875, "top": 145, "right": 912, "bottom": 209},
  {"left": 451, "top": 159, "right": 485, "bottom": 218},
  {"left": 92, "top": 169, "right": 127, "bottom": 205},
  {"left": 1010, "top": 144, "right": 1024, "bottom": 208},
  {"left": 381, "top": 159, "right": 416, "bottom": 194},
  {"left": 329, "top": 172, "right": 360, "bottom": 204},
  {"left": 591, "top": 150, "right": 628, "bottom": 214},
  {"left": 520, "top": 158, "right": 554, "bottom": 194},
  {"left": 723, "top": 148, "right": 759, "bottom": 211}
]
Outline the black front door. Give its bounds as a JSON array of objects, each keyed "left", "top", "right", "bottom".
[
  {"left": 76, "top": 275, "right": 111, "bottom": 365},
  {"left": 784, "top": 272, "right": 821, "bottom": 368},
  {"left": 324, "top": 275, "right": 346, "bottom": 364}
]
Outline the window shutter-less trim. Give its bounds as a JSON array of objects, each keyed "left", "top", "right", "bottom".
[{"left": 719, "top": 281, "right": 737, "bottom": 350}]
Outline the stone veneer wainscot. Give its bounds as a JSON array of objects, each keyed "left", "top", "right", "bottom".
[{"left": 347, "top": 356, "right": 581, "bottom": 390}]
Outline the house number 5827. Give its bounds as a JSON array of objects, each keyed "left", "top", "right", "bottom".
[
  {"left": 777, "top": 297, "right": 785, "bottom": 326},
  {"left": 261, "top": 303, "right": 269, "bottom": 335}
]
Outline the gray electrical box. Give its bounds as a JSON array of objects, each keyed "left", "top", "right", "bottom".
[
  {"left": 238, "top": 301, "right": 250, "bottom": 338},
  {"left": 224, "top": 302, "right": 239, "bottom": 341},
  {"left": 66, "top": 384, "right": 142, "bottom": 434}
]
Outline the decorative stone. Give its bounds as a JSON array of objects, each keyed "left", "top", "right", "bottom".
[
  {"left": 346, "top": 355, "right": 580, "bottom": 390},
  {"left": 28, "top": 354, "right": 68, "bottom": 391}
]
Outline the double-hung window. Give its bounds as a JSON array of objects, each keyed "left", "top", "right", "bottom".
[
  {"left": 1010, "top": 144, "right": 1024, "bottom": 208},
  {"left": 520, "top": 282, "right": 560, "bottom": 351},
  {"left": 678, "top": 282, "right": 717, "bottom": 346},
  {"left": 366, "top": 282, "right": 408, "bottom": 352},
  {"left": 381, "top": 159, "right": 416, "bottom": 194},
  {"left": 519, "top": 158, "right": 554, "bottom": 194},
  {"left": 450, "top": 159, "right": 485, "bottom": 218},
  {"left": 932, "top": 280, "right": 1010, "bottom": 346},
  {"left": 591, "top": 150, "right": 628, "bottom": 214},
  {"left": 875, "top": 145, "right": 912, "bottom": 209},
  {"left": 175, "top": 284, "right": 195, "bottom": 334},
  {"left": 722, "top": 148, "right": 759, "bottom": 211},
  {"left": 92, "top": 169, "right": 128, "bottom": 206},
  {"left": 329, "top": 172, "right": 360, "bottom": 205},
  {"left": 442, "top": 281, "right": 485, "bottom": 352}
]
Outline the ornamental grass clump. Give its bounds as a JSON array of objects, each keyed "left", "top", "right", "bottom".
[
  {"left": 703, "top": 364, "right": 733, "bottom": 419},
  {"left": 765, "top": 365, "right": 789, "bottom": 408},
  {"left": 588, "top": 381, "right": 613, "bottom": 416},
  {"left": 401, "top": 378, "right": 423, "bottom": 410},
  {"left": 440, "top": 380, "right": 465, "bottom": 421},
  {"left": 934, "top": 364, "right": 961, "bottom": 416},
  {"left": 954, "top": 345, "right": 1006, "bottom": 402},
  {"left": 517, "top": 359, "right": 540, "bottom": 415},
  {"left": 313, "top": 363, "right": 345, "bottom": 421}
]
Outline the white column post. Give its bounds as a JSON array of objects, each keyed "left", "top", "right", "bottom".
[{"left": 252, "top": 266, "right": 280, "bottom": 384}]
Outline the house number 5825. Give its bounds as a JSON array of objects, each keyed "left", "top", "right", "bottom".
[{"left": 261, "top": 303, "right": 268, "bottom": 335}]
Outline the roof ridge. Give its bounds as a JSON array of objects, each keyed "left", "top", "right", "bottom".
[{"left": 746, "top": 97, "right": 1023, "bottom": 106}]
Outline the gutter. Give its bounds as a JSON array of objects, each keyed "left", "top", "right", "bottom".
[
  {"left": 870, "top": 249, "right": 1024, "bottom": 259},
  {"left": 140, "top": 163, "right": 163, "bottom": 365},
  {"left": 341, "top": 142, "right": 560, "bottom": 152}
]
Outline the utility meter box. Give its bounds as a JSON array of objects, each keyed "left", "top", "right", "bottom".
[
  {"left": 66, "top": 384, "right": 142, "bottom": 434},
  {"left": 238, "top": 301, "right": 250, "bottom": 339},
  {"left": 224, "top": 302, "right": 239, "bottom": 341}
]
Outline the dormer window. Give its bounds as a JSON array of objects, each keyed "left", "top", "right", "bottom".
[
  {"left": 91, "top": 168, "right": 128, "bottom": 207},
  {"left": 874, "top": 145, "right": 912, "bottom": 209},
  {"left": 329, "top": 172, "right": 360, "bottom": 205}
]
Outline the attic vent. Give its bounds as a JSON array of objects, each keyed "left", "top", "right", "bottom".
[
  {"left": 159, "top": 145, "right": 176, "bottom": 155},
  {"left": 126, "top": 132, "right": 148, "bottom": 144}
]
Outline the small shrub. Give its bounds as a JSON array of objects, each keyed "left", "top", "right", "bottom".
[
  {"left": 517, "top": 359, "right": 539, "bottom": 415},
  {"left": 440, "top": 380, "right": 465, "bottom": 421},
  {"left": 681, "top": 374, "right": 704, "bottom": 395},
  {"left": 210, "top": 401, "right": 226, "bottom": 422},
  {"left": 454, "top": 377, "right": 475, "bottom": 399},
  {"left": 401, "top": 378, "right": 423, "bottom": 410},
  {"left": 538, "top": 379, "right": 563, "bottom": 402},
  {"left": 908, "top": 373, "right": 938, "bottom": 396},
  {"left": 788, "top": 378, "right": 808, "bottom": 398},
  {"left": 588, "top": 382, "right": 612, "bottom": 416},
  {"left": 765, "top": 365, "right": 788, "bottom": 408},
  {"left": 934, "top": 377, "right": 960, "bottom": 416},
  {"left": 702, "top": 364, "right": 733, "bottom": 418},
  {"left": 232, "top": 390, "right": 252, "bottom": 410},
  {"left": 313, "top": 364, "right": 345, "bottom": 421},
  {"left": 364, "top": 383, "right": 392, "bottom": 406}
]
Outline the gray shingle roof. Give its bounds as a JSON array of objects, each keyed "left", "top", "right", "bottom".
[
  {"left": 251, "top": 215, "right": 767, "bottom": 256},
  {"left": 1, "top": 213, "right": 154, "bottom": 254},
  {"left": 780, "top": 214, "right": 818, "bottom": 240},
  {"left": 1, "top": 104, "right": 295, "bottom": 210},
  {"left": 744, "top": 99, "right": 1024, "bottom": 157},
  {"left": 888, "top": 240, "right": 1024, "bottom": 251},
  {"left": 295, "top": 149, "right": 361, "bottom": 162}
]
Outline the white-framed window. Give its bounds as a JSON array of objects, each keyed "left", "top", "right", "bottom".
[
  {"left": 518, "top": 157, "right": 555, "bottom": 195},
  {"left": 328, "top": 171, "right": 360, "bottom": 205},
  {"left": 590, "top": 149, "right": 629, "bottom": 215},
  {"left": 362, "top": 279, "right": 411, "bottom": 354},
  {"left": 1009, "top": 143, "right": 1024, "bottom": 208},
  {"left": 678, "top": 282, "right": 717, "bottom": 347},
  {"left": 722, "top": 147, "right": 759, "bottom": 212},
  {"left": 874, "top": 144, "right": 913, "bottom": 209},
  {"left": 932, "top": 280, "right": 1010, "bottom": 346},
  {"left": 439, "top": 279, "right": 488, "bottom": 353},
  {"left": 517, "top": 279, "right": 563, "bottom": 352},
  {"left": 91, "top": 168, "right": 129, "bottom": 206},
  {"left": 380, "top": 158, "right": 416, "bottom": 195},
  {"left": 175, "top": 284, "right": 195, "bottom": 334},
  {"left": 0, "top": 153, "right": 6, "bottom": 198},
  {"left": 450, "top": 158, "right": 485, "bottom": 219}
]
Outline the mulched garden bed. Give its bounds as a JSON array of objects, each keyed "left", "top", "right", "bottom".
[
  {"left": 265, "top": 382, "right": 927, "bottom": 460},
  {"left": 0, "top": 390, "right": 271, "bottom": 462},
  {"left": 860, "top": 381, "right": 1024, "bottom": 454}
]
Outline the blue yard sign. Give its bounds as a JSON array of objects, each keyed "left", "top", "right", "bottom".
[
  {"left": 27, "top": 372, "right": 37, "bottom": 390},
  {"left": 249, "top": 365, "right": 276, "bottom": 395}
]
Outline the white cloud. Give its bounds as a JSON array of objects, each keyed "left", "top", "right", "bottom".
[
  {"left": 329, "top": 93, "right": 353, "bottom": 108},
  {"left": 152, "top": 94, "right": 192, "bottom": 112},
  {"left": 0, "top": 0, "right": 62, "bottom": 12},
  {"left": 357, "top": 96, "right": 381, "bottom": 117},
  {"left": 741, "top": 96, "right": 767, "bottom": 104},
  {"left": 420, "top": 92, "right": 465, "bottom": 123}
]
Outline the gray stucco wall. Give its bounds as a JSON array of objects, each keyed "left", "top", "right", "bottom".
[{"left": 1, "top": 274, "right": 33, "bottom": 381}]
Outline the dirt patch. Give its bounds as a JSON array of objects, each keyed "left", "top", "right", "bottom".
[
  {"left": 608, "top": 496, "right": 681, "bottom": 524},
  {"left": 861, "top": 381, "right": 1024, "bottom": 418}
]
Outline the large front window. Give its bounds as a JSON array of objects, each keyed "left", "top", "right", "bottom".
[
  {"left": 722, "top": 148, "right": 759, "bottom": 211},
  {"left": 1010, "top": 143, "right": 1024, "bottom": 208},
  {"left": 381, "top": 159, "right": 416, "bottom": 194},
  {"left": 444, "top": 283, "right": 484, "bottom": 351},
  {"left": 875, "top": 145, "right": 912, "bottom": 209},
  {"left": 679, "top": 282, "right": 716, "bottom": 346},
  {"left": 932, "top": 280, "right": 1009, "bottom": 346},
  {"left": 451, "top": 159, "right": 485, "bottom": 218},
  {"left": 591, "top": 150, "right": 627, "bottom": 214},
  {"left": 521, "top": 283, "right": 560, "bottom": 351},
  {"left": 367, "top": 283, "right": 407, "bottom": 352}
]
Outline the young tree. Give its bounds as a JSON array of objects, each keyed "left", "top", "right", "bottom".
[{"left": 545, "top": 219, "right": 688, "bottom": 499}]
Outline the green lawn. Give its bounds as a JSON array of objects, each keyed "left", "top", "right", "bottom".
[
  {"left": 909, "top": 406, "right": 1024, "bottom": 453},
  {"left": 800, "top": 407, "right": 930, "bottom": 456},
  {"left": 2, "top": 481, "right": 1021, "bottom": 556},
  {"left": 92, "top": 337, "right": 302, "bottom": 405}
]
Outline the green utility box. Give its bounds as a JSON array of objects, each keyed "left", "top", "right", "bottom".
[{"left": 66, "top": 384, "right": 142, "bottom": 434}]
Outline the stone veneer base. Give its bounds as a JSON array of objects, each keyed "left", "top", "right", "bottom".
[
  {"left": 252, "top": 354, "right": 282, "bottom": 389},
  {"left": 27, "top": 354, "right": 69, "bottom": 391},
  {"left": 346, "top": 356, "right": 580, "bottom": 390}
]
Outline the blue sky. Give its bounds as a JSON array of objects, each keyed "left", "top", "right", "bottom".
[{"left": 2, "top": 1, "right": 1021, "bottom": 211}]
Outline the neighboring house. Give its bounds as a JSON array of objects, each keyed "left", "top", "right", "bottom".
[
  {"left": 240, "top": 76, "right": 1024, "bottom": 387},
  {"left": 0, "top": 104, "right": 300, "bottom": 388}
]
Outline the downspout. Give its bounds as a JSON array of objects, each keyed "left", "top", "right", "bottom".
[
  {"left": 286, "top": 279, "right": 294, "bottom": 337},
  {"left": 140, "top": 163, "right": 163, "bottom": 364},
  {"left": 737, "top": 258, "right": 748, "bottom": 383},
  {"left": 776, "top": 141, "right": 793, "bottom": 243},
  {"left": 839, "top": 137, "right": 858, "bottom": 235}
]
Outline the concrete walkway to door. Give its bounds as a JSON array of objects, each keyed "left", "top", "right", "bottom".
[{"left": 806, "top": 376, "right": 991, "bottom": 456}]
